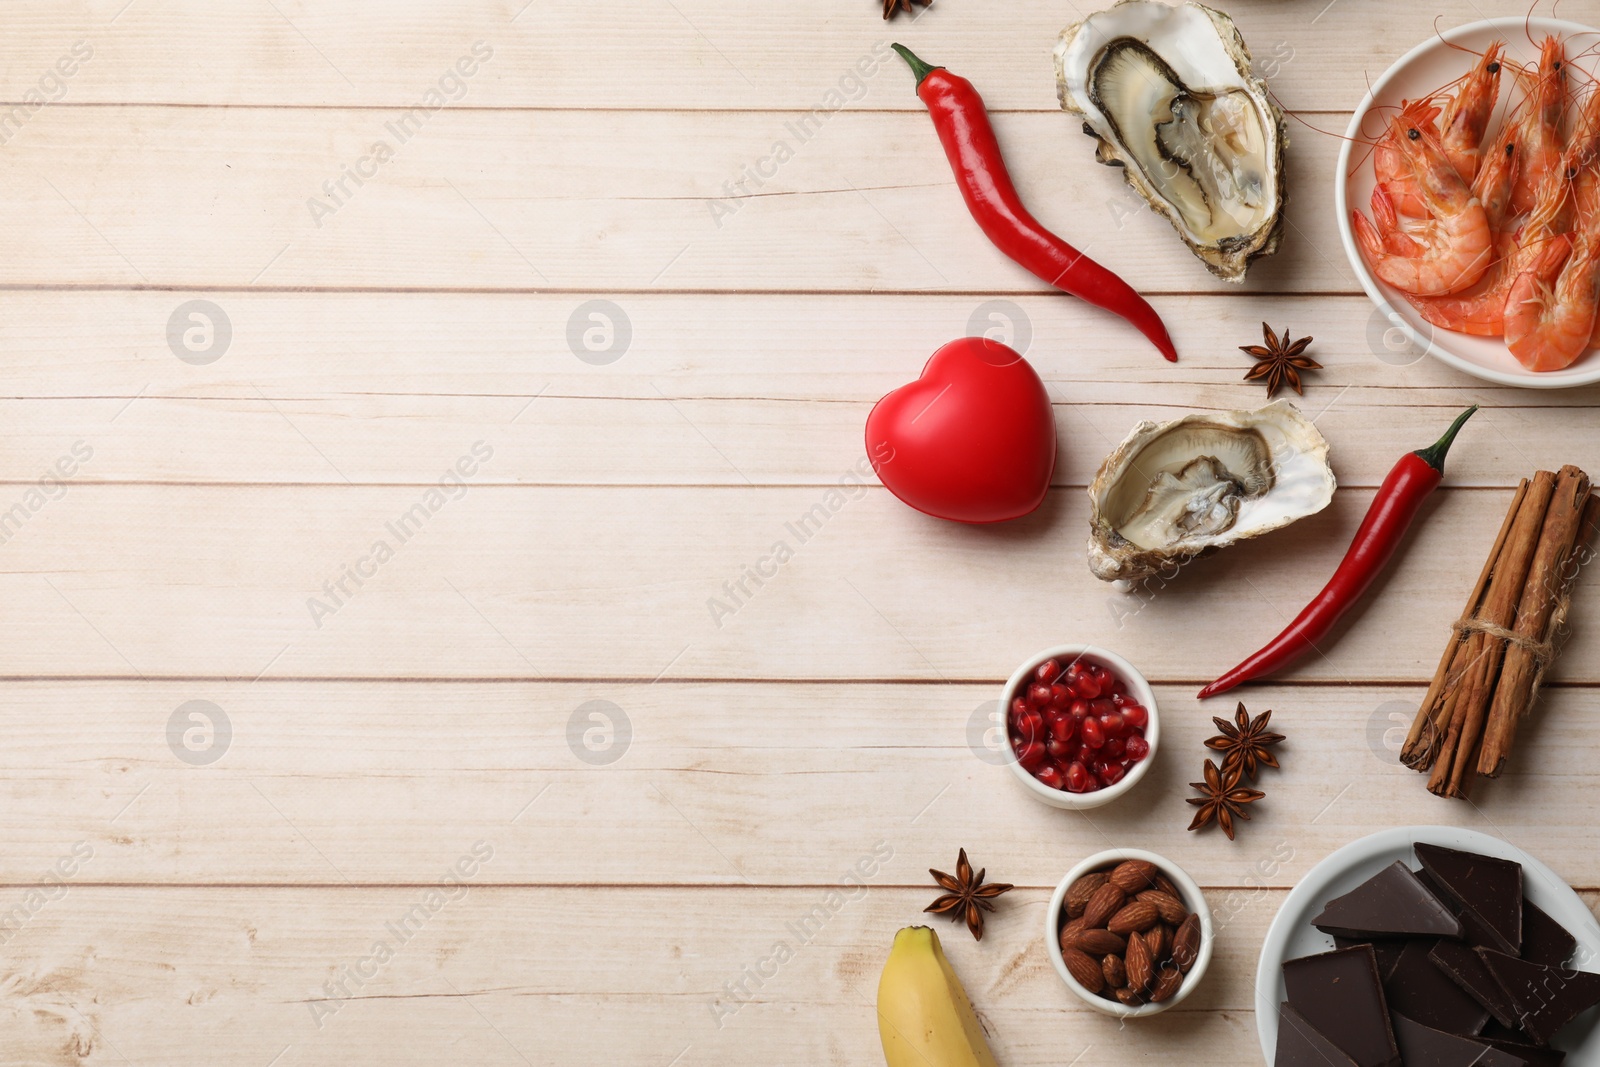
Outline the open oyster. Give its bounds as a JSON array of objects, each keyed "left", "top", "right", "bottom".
[
  {"left": 1088, "top": 401, "right": 1334, "bottom": 582},
  {"left": 1054, "top": 0, "right": 1287, "bottom": 282}
]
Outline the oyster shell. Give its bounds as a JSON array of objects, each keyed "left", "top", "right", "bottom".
[
  {"left": 1087, "top": 401, "right": 1334, "bottom": 582},
  {"left": 1054, "top": 0, "right": 1287, "bottom": 282}
]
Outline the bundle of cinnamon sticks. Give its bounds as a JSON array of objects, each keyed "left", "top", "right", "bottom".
[{"left": 1401, "top": 465, "right": 1599, "bottom": 798}]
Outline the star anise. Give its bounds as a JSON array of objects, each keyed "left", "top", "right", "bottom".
[
  {"left": 1186, "top": 759, "right": 1265, "bottom": 840},
  {"left": 1241, "top": 322, "right": 1321, "bottom": 398},
  {"left": 925, "top": 848, "right": 1012, "bottom": 941},
  {"left": 882, "top": 0, "right": 931, "bottom": 19},
  {"left": 1205, "top": 702, "right": 1285, "bottom": 781}
]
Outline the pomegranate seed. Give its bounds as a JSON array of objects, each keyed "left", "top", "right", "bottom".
[
  {"left": 1014, "top": 710, "right": 1044, "bottom": 746},
  {"left": 1049, "top": 683, "right": 1071, "bottom": 708},
  {"left": 1099, "top": 711, "right": 1126, "bottom": 738},
  {"left": 1034, "top": 658, "right": 1062, "bottom": 684},
  {"left": 1122, "top": 704, "right": 1149, "bottom": 731},
  {"left": 1065, "top": 761, "right": 1092, "bottom": 792},
  {"left": 1068, "top": 699, "right": 1091, "bottom": 719},
  {"left": 1090, "top": 698, "right": 1116, "bottom": 718},
  {"left": 1090, "top": 665, "right": 1114, "bottom": 689},
  {"left": 1048, "top": 714, "right": 1076, "bottom": 744},
  {"left": 1015, "top": 740, "right": 1047, "bottom": 772},
  {"left": 1110, "top": 679, "right": 1128, "bottom": 697},
  {"left": 1101, "top": 737, "right": 1126, "bottom": 760},
  {"left": 1098, "top": 763, "right": 1128, "bottom": 787},
  {"left": 1080, "top": 717, "right": 1105, "bottom": 749},
  {"left": 1011, "top": 697, "right": 1030, "bottom": 718},
  {"left": 1028, "top": 684, "right": 1052, "bottom": 707},
  {"left": 1075, "top": 675, "right": 1102, "bottom": 699},
  {"left": 1125, "top": 735, "right": 1150, "bottom": 762},
  {"left": 1046, "top": 736, "right": 1071, "bottom": 760},
  {"left": 1035, "top": 762, "right": 1066, "bottom": 790}
]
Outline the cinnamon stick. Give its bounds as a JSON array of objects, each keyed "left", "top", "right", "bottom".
[
  {"left": 1478, "top": 469, "right": 1593, "bottom": 777},
  {"left": 1402, "top": 478, "right": 1529, "bottom": 769},
  {"left": 1429, "top": 469, "right": 1557, "bottom": 797}
]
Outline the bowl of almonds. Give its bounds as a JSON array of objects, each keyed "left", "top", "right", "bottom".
[{"left": 1047, "top": 849, "right": 1213, "bottom": 1018}]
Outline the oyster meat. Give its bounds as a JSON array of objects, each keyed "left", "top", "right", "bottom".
[
  {"left": 1054, "top": 0, "right": 1287, "bottom": 282},
  {"left": 1088, "top": 401, "right": 1334, "bottom": 582}
]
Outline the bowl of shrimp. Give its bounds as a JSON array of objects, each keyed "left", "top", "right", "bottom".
[{"left": 1337, "top": 17, "right": 1600, "bottom": 387}]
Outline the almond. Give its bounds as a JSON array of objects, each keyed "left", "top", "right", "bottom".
[
  {"left": 1073, "top": 928, "right": 1127, "bottom": 957},
  {"left": 1172, "top": 913, "right": 1202, "bottom": 973},
  {"left": 1150, "top": 964, "right": 1185, "bottom": 1003},
  {"left": 1065, "top": 872, "right": 1108, "bottom": 919},
  {"left": 1114, "top": 986, "right": 1147, "bottom": 1007},
  {"left": 1082, "top": 883, "right": 1126, "bottom": 929},
  {"left": 1154, "top": 874, "right": 1182, "bottom": 899},
  {"left": 1058, "top": 917, "right": 1088, "bottom": 953},
  {"left": 1061, "top": 946, "right": 1104, "bottom": 993},
  {"left": 1107, "top": 900, "right": 1160, "bottom": 936},
  {"left": 1137, "top": 889, "right": 1190, "bottom": 926},
  {"left": 1125, "top": 927, "right": 1154, "bottom": 992},
  {"left": 1102, "top": 953, "right": 1126, "bottom": 988},
  {"left": 1143, "top": 924, "right": 1170, "bottom": 963},
  {"left": 1108, "top": 859, "right": 1159, "bottom": 893}
]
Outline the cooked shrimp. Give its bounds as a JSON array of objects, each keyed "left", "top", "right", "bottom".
[
  {"left": 1509, "top": 36, "right": 1567, "bottom": 216},
  {"left": 1505, "top": 229, "right": 1600, "bottom": 371},
  {"left": 1439, "top": 43, "right": 1506, "bottom": 181},
  {"left": 1353, "top": 112, "right": 1493, "bottom": 296},
  {"left": 1374, "top": 100, "right": 1441, "bottom": 217}
]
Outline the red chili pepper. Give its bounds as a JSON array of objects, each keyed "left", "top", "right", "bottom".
[
  {"left": 892, "top": 44, "right": 1177, "bottom": 362},
  {"left": 1198, "top": 406, "right": 1479, "bottom": 699}
]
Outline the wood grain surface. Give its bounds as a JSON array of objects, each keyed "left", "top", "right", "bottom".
[{"left": 2, "top": 2, "right": 1599, "bottom": 1065}]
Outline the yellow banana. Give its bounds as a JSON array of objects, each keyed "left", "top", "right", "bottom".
[{"left": 876, "top": 925, "right": 1000, "bottom": 1067}]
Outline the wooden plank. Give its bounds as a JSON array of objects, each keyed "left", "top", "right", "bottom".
[
  {"left": 6, "top": 481, "right": 1597, "bottom": 683},
  {"left": 0, "top": 1, "right": 1555, "bottom": 113},
  {"left": 2, "top": 681, "right": 1599, "bottom": 887},
  {"left": 0, "top": 106, "right": 1356, "bottom": 292},
  {"left": 0, "top": 290, "right": 1588, "bottom": 488},
  {"left": 0, "top": 884, "right": 1258, "bottom": 1065}
]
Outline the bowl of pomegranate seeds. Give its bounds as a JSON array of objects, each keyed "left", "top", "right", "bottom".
[{"left": 1001, "top": 645, "right": 1158, "bottom": 809}]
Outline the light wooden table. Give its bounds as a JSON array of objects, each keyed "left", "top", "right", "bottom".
[{"left": 1, "top": 1, "right": 1598, "bottom": 1063}]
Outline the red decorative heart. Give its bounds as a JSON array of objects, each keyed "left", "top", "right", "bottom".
[{"left": 866, "top": 338, "right": 1056, "bottom": 523}]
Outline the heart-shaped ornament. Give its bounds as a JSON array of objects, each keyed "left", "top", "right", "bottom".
[{"left": 866, "top": 338, "right": 1057, "bottom": 523}]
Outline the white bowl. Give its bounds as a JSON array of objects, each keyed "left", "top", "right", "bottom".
[
  {"left": 1336, "top": 17, "right": 1600, "bottom": 388},
  {"left": 1046, "top": 848, "right": 1214, "bottom": 1019},
  {"left": 1256, "top": 826, "right": 1600, "bottom": 1061},
  {"left": 999, "top": 644, "right": 1159, "bottom": 810}
]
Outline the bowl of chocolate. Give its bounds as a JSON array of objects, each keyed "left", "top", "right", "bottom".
[
  {"left": 1048, "top": 848, "right": 1212, "bottom": 1018},
  {"left": 1258, "top": 826, "right": 1600, "bottom": 1064}
]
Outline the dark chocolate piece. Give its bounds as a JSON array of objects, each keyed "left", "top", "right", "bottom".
[
  {"left": 1431, "top": 938, "right": 1518, "bottom": 1028},
  {"left": 1521, "top": 900, "right": 1577, "bottom": 970},
  {"left": 1335, "top": 935, "right": 1405, "bottom": 980},
  {"left": 1275, "top": 1001, "right": 1360, "bottom": 1067},
  {"left": 1481, "top": 1036, "right": 1566, "bottom": 1067},
  {"left": 1383, "top": 939, "right": 1489, "bottom": 1036},
  {"left": 1313, "top": 860, "right": 1463, "bottom": 941},
  {"left": 1415, "top": 843, "right": 1523, "bottom": 954},
  {"left": 1420, "top": 866, "right": 1507, "bottom": 951},
  {"left": 1390, "top": 1012, "right": 1529, "bottom": 1066},
  {"left": 1481, "top": 1018, "right": 1535, "bottom": 1044},
  {"left": 1283, "top": 945, "right": 1401, "bottom": 1067},
  {"left": 1477, "top": 949, "right": 1600, "bottom": 1046}
]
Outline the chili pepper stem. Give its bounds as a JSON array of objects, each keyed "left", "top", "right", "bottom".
[
  {"left": 1413, "top": 405, "right": 1478, "bottom": 473},
  {"left": 891, "top": 43, "right": 941, "bottom": 87}
]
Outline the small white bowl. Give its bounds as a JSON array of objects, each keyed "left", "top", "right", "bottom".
[
  {"left": 1336, "top": 16, "right": 1600, "bottom": 388},
  {"left": 999, "top": 644, "right": 1159, "bottom": 809},
  {"left": 1047, "top": 848, "right": 1214, "bottom": 1019}
]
